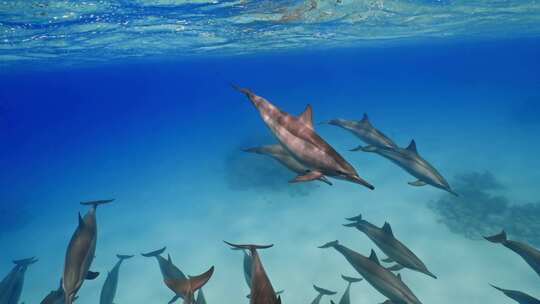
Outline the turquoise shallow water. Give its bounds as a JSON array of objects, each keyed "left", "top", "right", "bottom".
[{"left": 1, "top": 2, "right": 540, "bottom": 304}]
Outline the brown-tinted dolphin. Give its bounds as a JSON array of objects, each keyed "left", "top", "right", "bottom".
[
  {"left": 490, "top": 284, "right": 540, "bottom": 304},
  {"left": 233, "top": 85, "right": 373, "bottom": 190},
  {"left": 0, "top": 257, "right": 37, "bottom": 304},
  {"left": 310, "top": 285, "right": 336, "bottom": 304},
  {"left": 99, "top": 254, "right": 134, "bottom": 304},
  {"left": 233, "top": 248, "right": 284, "bottom": 299},
  {"left": 141, "top": 247, "right": 187, "bottom": 304},
  {"left": 40, "top": 280, "right": 73, "bottom": 304},
  {"left": 360, "top": 140, "right": 456, "bottom": 195},
  {"left": 224, "top": 241, "right": 281, "bottom": 304},
  {"left": 337, "top": 275, "right": 362, "bottom": 304},
  {"left": 63, "top": 199, "right": 113, "bottom": 304},
  {"left": 321, "top": 114, "right": 398, "bottom": 151},
  {"left": 485, "top": 230, "right": 540, "bottom": 278},
  {"left": 164, "top": 266, "right": 214, "bottom": 304},
  {"left": 344, "top": 214, "right": 436, "bottom": 279},
  {"left": 319, "top": 240, "right": 421, "bottom": 304},
  {"left": 242, "top": 144, "right": 332, "bottom": 185}
]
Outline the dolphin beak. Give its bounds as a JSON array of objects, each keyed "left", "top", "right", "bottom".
[{"left": 350, "top": 175, "right": 375, "bottom": 190}]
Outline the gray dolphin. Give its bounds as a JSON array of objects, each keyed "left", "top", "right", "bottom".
[
  {"left": 224, "top": 241, "right": 281, "bottom": 304},
  {"left": 141, "top": 247, "right": 187, "bottom": 304},
  {"left": 337, "top": 275, "right": 362, "bottom": 304},
  {"left": 233, "top": 248, "right": 284, "bottom": 299},
  {"left": 360, "top": 140, "right": 456, "bottom": 195},
  {"left": 242, "top": 144, "right": 332, "bottom": 185},
  {"left": 99, "top": 254, "right": 134, "bottom": 304},
  {"left": 319, "top": 240, "right": 421, "bottom": 304},
  {"left": 490, "top": 284, "right": 540, "bottom": 304},
  {"left": 485, "top": 230, "right": 540, "bottom": 278},
  {"left": 321, "top": 114, "right": 398, "bottom": 151},
  {"left": 63, "top": 199, "right": 113, "bottom": 304},
  {"left": 233, "top": 85, "right": 374, "bottom": 190},
  {"left": 195, "top": 289, "right": 206, "bottom": 304},
  {"left": 164, "top": 266, "right": 214, "bottom": 304},
  {"left": 344, "top": 214, "right": 436, "bottom": 279},
  {"left": 0, "top": 257, "right": 37, "bottom": 304},
  {"left": 310, "top": 285, "right": 337, "bottom": 304},
  {"left": 40, "top": 280, "right": 74, "bottom": 304}
]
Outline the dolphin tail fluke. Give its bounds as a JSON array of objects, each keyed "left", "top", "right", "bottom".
[
  {"left": 141, "top": 246, "right": 167, "bottom": 257},
  {"left": 165, "top": 266, "right": 215, "bottom": 296},
  {"left": 117, "top": 254, "right": 135, "bottom": 260},
  {"left": 80, "top": 199, "right": 114, "bottom": 208},
  {"left": 13, "top": 257, "right": 38, "bottom": 266},
  {"left": 341, "top": 275, "right": 363, "bottom": 283},
  {"left": 313, "top": 285, "right": 337, "bottom": 295},
  {"left": 318, "top": 240, "right": 339, "bottom": 248},
  {"left": 224, "top": 241, "right": 273, "bottom": 253},
  {"left": 484, "top": 231, "right": 507, "bottom": 244},
  {"left": 345, "top": 214, "right": 362, "bottom": 222}
]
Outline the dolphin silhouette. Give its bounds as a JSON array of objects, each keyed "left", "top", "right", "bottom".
[
  {"left": 233, "top": 85, "right": 373, "bottom": 190},
  {"left": 99, "top": 254, "right": 134, "bottom": 304},
  {"left": 345, "top": 214, "right": 436, "bottom": 279},
  {"left": 63, "top": 199, "right": 113, "bottom": 304},
  {"left": 0, "top": 257, "right": 37, "bottom": 304},
  {"left": 164, "top": 267, "right": 215, "bottom": 304},
  {"left": 321, "top": 114, "right": 398, "bottom": 151},
  {"left": 141, "top": 247, "right": 187, "bottom": 304},
  {"left": 337, "top": 275, "right": 362, "bottom": 304},
  {"left": 359, "top": 140, "right": 456, "bottom": 195},
  {"left": 310, "top": 285, "right": 337, "bottom": 304},
  {"left": 485, "top": 231, "right": 540, "bottom": 278},
  {"left": 319, "top": 240, "right": 421, "bottom": 304}
]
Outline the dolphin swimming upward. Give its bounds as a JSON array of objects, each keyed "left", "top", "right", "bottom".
[
  {"left": 319, "top": 240, "right": 421, "bottom": 304},
  {"left": 232, "top": 248, "right": 284, "bottom": 298},
  {"left": 164, "top": 266, "right": 215, "bottom": 304},
  {"left": 233, "top": 85, "right": 374, "bottom": 190},
  {"left": 490, "top": 284, "right": 540, "bottom": 304},
  {"left": 485, "top": 230, "right": 540, "bottom": 278},
  {"left": 225, "top": 241, "right": 281, "bottom": 304},
  {"left": 0, "top": 257, "right": 37, "bottom": 304},
  {"left": 40, "top": 280, "right": 72, "bottom": 304},
  {"left": 99, "top": 254, "right": 134, "bottom": 304},
  {"left": 337, "top": 275, "right": 362, "bottom": 304},
  {"left": 63, "top": 199, "right": 113, "bottom": 304},
  {"left": 141, "top": 247, "right": 188, "bottom": 304},
  {"left": 310, "top": 285, "right": 337, "bottom": 304},
  {"left": 344, "top": 214, "right": 436, "bottom": 279},
  {"left": 321, "top": 114, "right": 398, "bottom": 151},
  {"left": 243, "top": 144, "right": 332, "bottom": 185},
  {"left": 359, "top": 139, "right": 456, "bottom": 195}
]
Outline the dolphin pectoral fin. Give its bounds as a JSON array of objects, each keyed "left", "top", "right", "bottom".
[
  {"left": 318, "top": 176, "right": 333, "bottom": 186},
  {"left": 290, "top": 170, "right": 324, "bottom": 183},
  {"left": 349, "top": 145, "right": 365, "bottom": 152},
  {"left": 408, "top": 180, "right": 427, "bottom": 186},
  {"left": 352, "top": 145, "right": 377, "bottom": 152},
  {"left": 386, "top": 264, "right": 405, "bottom": 272},
  {"left": 168, "top": 295, "right": 180, "bottom": 304},
  {"left": 86, "top": 271, "right": 99, "bottom": 280},
  {"left": 382, "top": 257, "right": 394, "bottom": 263}
]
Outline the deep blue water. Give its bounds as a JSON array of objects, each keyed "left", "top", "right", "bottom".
[{"left": 1, "top": 37, "right": 540, "bottom": 304}]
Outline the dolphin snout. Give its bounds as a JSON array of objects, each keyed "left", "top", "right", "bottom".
[{"left": 350, "top": 175, "right": 375, "bottom": 190}]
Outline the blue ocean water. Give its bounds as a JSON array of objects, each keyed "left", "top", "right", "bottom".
[{"left": 1, "top": 1, "right": 540, "bottom": 304}]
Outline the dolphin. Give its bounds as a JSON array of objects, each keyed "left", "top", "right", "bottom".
[
  {"left": 195, "top": 289, "right": 206, "bottom": 304},
  {"left": 141, "top": 247, "right": 187, "bottom": 304},
  {"left": 485, "top": 230, "right": 540, "bottom": 278},
  {"left": 233, "top": 85, "right": 374, "bottom": 190},
  {"left": 344, "top": 214, "right": 436, "bottom": 279},
  {"left": 0, "top": 257, "right": 37, "bottom": 304},
  {"left": 242, "top": 144, "right": 332, "bottom": 185},
  {"left": 232, "top": 248, "right": 284, "bottom": 299},
  {"left": 164, "top": 266, "right": 214, "bottom": 304},
  {"left": 224, "top": 241, "right": 281, "bottom": 304},
  {"left": 99, "top": 254, "right": 134, "bottom": 304},
  {"left": 337, "top": 275, "right": 362, "bottom": 304},
  {"left": 319, "top": 240, "right": 421, "bottom": 304},
  {"left": 490, "top": 284, "right": 540, "bottom": 304},
  {"left": 310, "top": 285, "right": 337, "bottom": 304},
  {"left": 321, "top": 114, "right": 398, "bottom": 151},
  {"left": 63, "top": 199, "right": 113, "bottom": 304},
  {"left": 359, "top": 140, "right": 456, "bottom": 195},
  {"left": 40, "top": 280, "right": 74, "bottom": 304}
]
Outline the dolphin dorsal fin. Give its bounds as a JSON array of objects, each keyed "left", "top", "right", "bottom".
[
  {"left": 298, "top": 104, "right": 313, "bottom": 128},
  {"left": 406, "top": 140, "right": 418, "bottom": 154},
  {"left": 369, "top": 249, "right": 380, "bottom": 265},
  {"left": 397, "top": 273, "right": 402, "bottom": 281},
  {"left": 78, "top": 213, "right": 85, "bottom": 228},
  {"left": 361, "top": 113, "right": 370, "bottom": 123},
  {"left": 382, "top": 222, "right": 394, "bottom": 237},
  {"left": 167, "top": 254, "right": 172, "bottom": 263}
]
